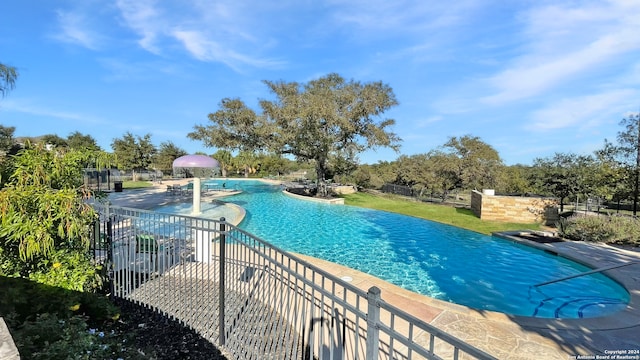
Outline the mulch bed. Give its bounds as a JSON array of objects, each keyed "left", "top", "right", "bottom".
[{"left": 112, "top": 299, "right": 228, "bottom": 359}]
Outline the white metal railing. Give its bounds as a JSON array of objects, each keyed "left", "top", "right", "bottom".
[{"left": 92, "top": 204, "right": 496, "bottom": 360}]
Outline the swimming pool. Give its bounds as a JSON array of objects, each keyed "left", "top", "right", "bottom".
[{"left": 158, "top": 179, "right": 629, "bottom": 318}]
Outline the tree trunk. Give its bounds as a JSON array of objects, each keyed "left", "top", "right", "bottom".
[
  {"left": 315, "top": 159, "right": 327, "bottom": 183},
  {"left": 315, "top": 159, "right": 329, "bottom": 197},
  {"left": 315, "top": 168, "right": 323, "bottom": 183}
]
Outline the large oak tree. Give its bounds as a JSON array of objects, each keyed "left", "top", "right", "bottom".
[
  {"left": 441, "top": 135, "right": 503, "bottom": 191},
  {"left": 189, "top": 73, "right": 401, "bottom": 183}
]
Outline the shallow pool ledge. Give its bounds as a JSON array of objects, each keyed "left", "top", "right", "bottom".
[
  {"left": 494, "top": 230, "right": 640, "bottom": 332},
  {"left": 282, "top": 190, "right": 345, "bottom": 204}
]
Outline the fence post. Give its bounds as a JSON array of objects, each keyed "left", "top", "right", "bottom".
[
  {"left": 93, "top": 218, "right": 101, "bottom": 253},
  {"left": 105, "top": 205, "right": 114, "bottom": 300},
  {"left": 366, "top": 286, "right": 381, "bottom": 360},
  {"left": 219, "top": 217, "right": 226, "bottom": 346}
]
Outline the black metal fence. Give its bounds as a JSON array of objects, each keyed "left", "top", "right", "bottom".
[
  {"left": 91, "top": 204, "right": 496, "bottom": 360},
  {"left": 381, "top": 183, "right": 414, "bottom": 197},
  {"left": 380, "top": 184, "right": 473, "bottom": 209}
]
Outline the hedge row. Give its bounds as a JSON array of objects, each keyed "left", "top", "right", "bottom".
[{"left": 558, "top": 214, "right": 640, "bottom": 246}]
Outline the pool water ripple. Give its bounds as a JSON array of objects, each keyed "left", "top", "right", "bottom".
[{"left": 158, "top": 180, "right": 629, "bottom": 318}]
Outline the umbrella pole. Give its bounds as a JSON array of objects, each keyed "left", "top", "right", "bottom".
[{"left": 193, "top": 177, "right": 201, "bottom": 215}]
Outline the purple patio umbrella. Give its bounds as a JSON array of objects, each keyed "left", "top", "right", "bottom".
[
  {"left": 172, "top": 155, "right": 220, "bottom": 215},
  {"left": 172, "top": 154, "right": 220, "bottom": 169}
]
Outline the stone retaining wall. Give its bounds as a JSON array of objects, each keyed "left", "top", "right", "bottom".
[
  {"left": 471, "top": 190, "right": 559, "bottom": 225},
  {"left": 331, "top": 185, "right": 357, "bottom": 195}
]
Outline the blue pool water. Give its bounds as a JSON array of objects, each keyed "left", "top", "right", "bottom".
[{"left": 159, "top": 180, "right": 629, "bottom": 318}]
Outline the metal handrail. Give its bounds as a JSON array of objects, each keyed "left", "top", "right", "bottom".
[{"left": 533, "top": 261, "right": 640, "bottom": 287}]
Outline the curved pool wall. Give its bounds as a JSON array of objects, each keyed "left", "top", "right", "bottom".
[
  {"left": 157, "top": 179, "right": 629, "bottom": 319},
  {"left": 155, "top": 199, "right": 246, "bottom": 225}
]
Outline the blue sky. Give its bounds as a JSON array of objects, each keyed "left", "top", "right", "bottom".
[{"left": 1, "top": 1, "right": 639, "bottom": 165}]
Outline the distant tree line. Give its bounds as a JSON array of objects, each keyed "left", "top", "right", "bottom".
[
  {"left": 349, "top": 115, "right": 640, "bottom": 215},
  {"left": 0, "top": 126, "right": 314, "bottom": 182}
]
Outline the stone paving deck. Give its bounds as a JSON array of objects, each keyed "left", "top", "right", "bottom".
[
  {"left": 106, "top": 181, "right": 640, "bottom": 359},
  {"left": 294, "top": 244, "right": 640, "bottom": 359}
]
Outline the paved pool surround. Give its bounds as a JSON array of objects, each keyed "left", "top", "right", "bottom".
[{"left": 106, "top": 179, "right": 640, "bottom": 359}]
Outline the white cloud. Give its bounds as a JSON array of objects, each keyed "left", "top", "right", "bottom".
[
  {"left": 171, "top": 31, "right": 212, "bottom": 61},
  {"left": 526, "top": 89, "right": 637, "bottom": 131},
  {"left": 481, "top": 0, "right": 640, "bottom": 105},
  {"left": 327, "top": 0, "right": 481, "bottom": 34},
  {"left": 1, "top": 99, "right": 106, "bottom": 125},
  {"left": 115, "top": 0, "right": 162, "bottom": 53},
  {"left": 414, "top": 116, "right": 443, "bottom": 128},
  {"left": 53, "top": 10, "right": 101, "bottom": 50},
  {"left": 98, "top": 58, "right": 182, "bottom": 82},
  {"left": 171, "top": 30, "right": 284, "bottom": 71},
  {"left": 113, "top": 1, "right": 285, "bottom": 71}
]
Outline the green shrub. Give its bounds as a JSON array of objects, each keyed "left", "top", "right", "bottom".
[
  {"left": 557, "top": 214, "right": 640, "bottom": 245},
  {"left": 0, "top": 276, "right": 119, "bottom": 324},
  {"left": 0, "top": 276, "right": 140, "bottom": 360},
  {"left": 606, "top": 215, "right": 640, "bottom": 245},
  {"left": 0, "top": 246, "right": 107, "bottom": 293},
  {"left": 558, "top": 215, "right": 614, "bottom": 242},
  {"left": 27, "top": 249, "right": 103, "bottom": 292},
  {"left": 0, "top": 144, "right": 110, "bottom": 292},
  {"left": 10, "top": 312, "right": 143, "bottom": 360}
]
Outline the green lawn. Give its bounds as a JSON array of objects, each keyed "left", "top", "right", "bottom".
[
  {"left": 122, "top": 180, "right": 153, "bottom": 189},
  {"left": 342, "top": 192, "right": 542, "bottom": 235}
]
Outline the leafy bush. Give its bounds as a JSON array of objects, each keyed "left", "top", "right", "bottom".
[
  {"left": 11, "top": 313, "right": 139, "bottom": 360},
  {"left": 27, "top": 249, "right": 104, "bottom": 292},
  {"left": 606, "top": 215, "right": 640, "bottom": 245},
  {"left": 0, "top": 245, "right": 106, "bottom": 293},
  {"left": 557, "top": 214, "right": 640, "bottom": 245},
  {"left": 1, "top": 276, "right": 225, "bottom": 359},
  {"left": 0, "top": 144, "right": 110, "bottom": 292},
  {"left": 0, "top": 145, "right": 157, "bottom": 358},
  {"left": 0, "top": 276, "right": 148, "bottom": 360},
  {"left": 0, "top": 145, "right": 99, "bottom": 273},
  {"left": 0, "top": 276, "right": 118, "bottom": 324}
]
